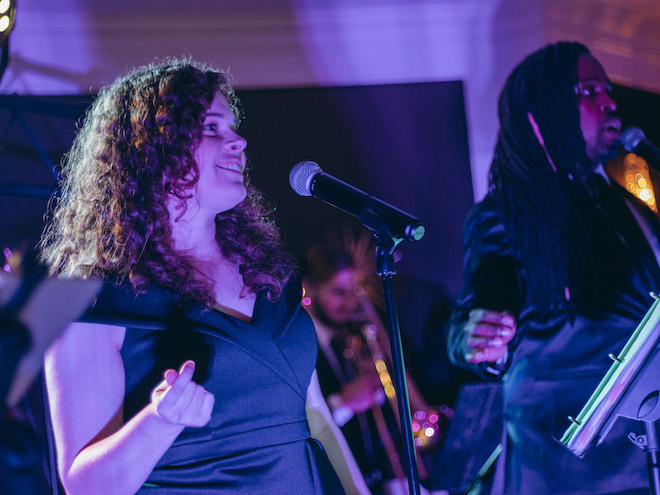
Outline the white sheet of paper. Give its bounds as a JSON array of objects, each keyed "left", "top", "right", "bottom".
[{"left": 0, "top": 273, "right": 102, "bottom": 407}]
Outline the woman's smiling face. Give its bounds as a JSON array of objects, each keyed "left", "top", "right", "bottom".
[{"left": 191, "top": 92, "right": 248, "bottom": 217}]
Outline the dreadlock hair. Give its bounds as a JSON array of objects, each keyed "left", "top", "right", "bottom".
[
  {"left": 489, "top": 41, "right": 612, "bottom": 318},
  {"left": 40, "top": 58, "right": 295, "bottom": 306}
]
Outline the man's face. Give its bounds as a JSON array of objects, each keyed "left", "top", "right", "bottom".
[
  {"left": 576, "top": 53, "right": 621, "bottom": 166},
  {"left": 315, "top": 268, "right": 364, "bottom": 325}
]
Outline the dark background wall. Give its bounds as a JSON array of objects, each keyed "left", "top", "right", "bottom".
[
  {"left": 2, "top": 82, "right": 660, "bottom": 405},
  {"left": 3, "top": 81, "right": 660, "bottom": 364},
  {"left": 237, "top": 81, "right": 473, "bottom": 318},
  {"left": 0, "top": 82, "right": 474, "bottom": 360}
]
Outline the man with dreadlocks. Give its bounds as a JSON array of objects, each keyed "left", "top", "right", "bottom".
[{"left": 446, "top": 42, "right": 658, "bottom": 494}]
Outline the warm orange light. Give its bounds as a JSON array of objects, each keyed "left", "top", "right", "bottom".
[{"left": 623, "top": 153, "right": 657, "bottom": 213}]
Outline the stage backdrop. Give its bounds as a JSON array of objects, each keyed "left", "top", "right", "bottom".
[
  {"left": 3, "top": 81, "right": 658, "bottom": 400},
  {"left": 4, "top": 83, "right": 660, "bottom": 292},
  {"left": 1, "top": 82, "right": 473, "bottom": 349},
  {"left": 237, "top": 82, "right": 472, "bottom": 291},
  {"left": 236, "top": 82, "right": 473, "bottom": 357}
]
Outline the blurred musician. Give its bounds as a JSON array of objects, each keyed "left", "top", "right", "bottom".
[{"left": 303, "top": 234, "right": 447, "bottom": 495}]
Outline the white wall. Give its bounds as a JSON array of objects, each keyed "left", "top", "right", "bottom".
[{"left": 2, "top": 0, "right": 658, "bottom": 201}]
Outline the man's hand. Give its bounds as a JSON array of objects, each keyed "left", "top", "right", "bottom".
[
  {"left": 150, "top": 360, "right": 215, "bottom": 427},
  {"left": 463, "top": 308, "right": 516, "bottom": 364},
  {"left": 340, "top": 374, "right": 383, "bottom": 414}
]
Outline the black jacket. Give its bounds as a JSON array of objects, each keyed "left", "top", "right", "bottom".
[{"left": 446, "top": 182, "right": 660, "bottom": 494}]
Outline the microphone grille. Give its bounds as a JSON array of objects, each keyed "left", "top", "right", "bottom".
[
  {"left": 289, "top": 161, "right": 322, "bottom": 197},
  {"left": 621, "top": 127, "right": 645, "bottom": 152}
]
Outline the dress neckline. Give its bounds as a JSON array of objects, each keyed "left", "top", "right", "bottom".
[{"left": 210, "top": 290, "right": 264, "bottom": 326}]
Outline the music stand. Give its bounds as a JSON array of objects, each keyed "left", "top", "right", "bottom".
[
  {"left": 1, "top": 269, "right": 101, "bottom": 494},
  {"left": 560, "top": 293, "right": 660, "bottom": 494}
]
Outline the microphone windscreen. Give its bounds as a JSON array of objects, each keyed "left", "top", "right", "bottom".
[
  {"left": 289, "top": 161, "right": 321, "bottom": 197},
  {"left": 621, "top": 127, "right": 646, "bottom": 152}
]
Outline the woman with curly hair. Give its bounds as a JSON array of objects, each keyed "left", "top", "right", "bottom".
[{"left": 40, "top": 59, "right": 368, "bottom": 495}]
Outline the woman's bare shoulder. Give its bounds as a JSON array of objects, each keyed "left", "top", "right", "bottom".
[{"left": 49, "top": 321, "right": 126, "bottom": 361}]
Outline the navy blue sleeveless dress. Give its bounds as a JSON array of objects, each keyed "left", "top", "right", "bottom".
[{"left": 82, "top": 278, "right": 345, "bottom": 494}]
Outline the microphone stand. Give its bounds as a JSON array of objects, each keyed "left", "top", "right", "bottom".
[
  {"left": 638, "top": 420, "right": 660, "bottom": 494},
  {"left": 368, "top": 215, "right": 421, "bottom": 495}
]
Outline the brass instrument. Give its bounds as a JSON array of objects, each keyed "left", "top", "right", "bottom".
[
  {"left": 348, "top": 291, "right": 452, "bottom": 483},
  {"left": 303, "top": 252, "right": 453, "bottom": 491}
]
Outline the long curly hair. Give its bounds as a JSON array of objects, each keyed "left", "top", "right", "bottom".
[
  {"left": 40, "top": 58, "right": 294, "bottom": 305},
  {"left": 489, "top": 42, "right": 624, "bottom": 317}
]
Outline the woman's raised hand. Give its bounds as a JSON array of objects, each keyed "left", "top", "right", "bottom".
[{"left": 150, "top": 360, "right": 215, "bottom": 427}]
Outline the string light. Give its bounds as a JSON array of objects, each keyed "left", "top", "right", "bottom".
[{"left": 0, "top": 0, "right": 15, "bottom": 42}]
